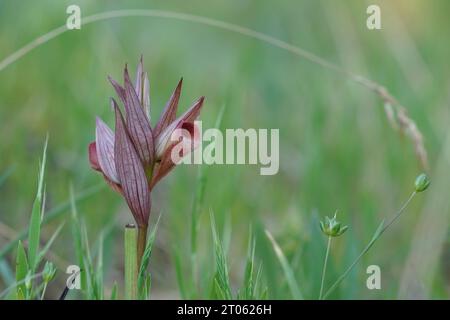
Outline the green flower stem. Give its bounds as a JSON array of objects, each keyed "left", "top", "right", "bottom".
[
  {"left": 319, "top": 236, "right": 332, "bottom": 300},
  {"left": 379, "top": 191, "right": 416, "bottom": 236},
  {"left": 125, "top": 225, "right": 138, "bottom": 300},
  {"left": 323, "top": 191, "right": 417, "bottom": 299}
]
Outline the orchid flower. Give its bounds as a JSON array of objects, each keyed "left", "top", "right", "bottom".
[{"left": 88, "top": 57, "right": 205, "bottom": 234}]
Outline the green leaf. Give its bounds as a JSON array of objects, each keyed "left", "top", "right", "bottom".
[
  {"left": 37, "top": 223, "right": 64, "bottom": 264},
  {"left": 81, "top": 220, "right": 95, "bottom": 298},
  {"left": 265, "top": 229, "right": 303, "bottom": 299},
  {"left": 70, "top": 185, "right": 87, "bottom": 296},
  {"left": 16, "top": 287, "right": 25, "bottom": 300},
  {"left": 140, "top": 274, "right": 151, "bottom": 300},
  {"left": 366, "top": 219, "right": 385, "bottom": 250},
  {"left": 173, "top": 246, "right": 187, "bottom": 299},
  {"left": 95, "top": 232, "right": 104, "bottom": 300},
  {"left": 110, "top": 281, "right": 118, "bottom": 300},
  {"left": 0, "top": 183, "right": 104, "bottom": 261},
  {"left": 213, "top": 277, "right": 227, "bottom": 299},
  {"left": 210, "top": 211, "right": 232, "bottom": 300},
  {"left": 15, "top": 241, "right": 29, "bottom": 299},
  {"left": 138, "top": 213, "right": 161, "bottom": 290},
  {"left": 242, "top": 231, "right": 256, "bottom": 299},
  {"left": 259, "top": 287, "right": 269, "bottom": 300},
  {"left": 27, "top": 137, "right": 48, "bottom": 272},
  {"left": 253, "top": 263, "right": 264, "bottom": 298}
]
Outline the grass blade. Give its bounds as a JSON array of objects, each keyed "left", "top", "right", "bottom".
[
  {"left": 15, "top": 241, "right": 29, "bottom": 299},
  {"left": 265, "top": 229, "right": 303, "bottom": 299},
  {"left": 37, "top": 222, "right": 64, "bottom": 264},
  {"left": 138, "top": 213, "right": 161, "bottom": 287},
  {"left": 242, "top": 230, "right": 256, "bottom": 299},
  {"left": 0, "top": 183, "right": 104, "bottom": 260},
  {"left": 95, "top": 232, "right": 104, "bottom": 300},
  {"left": 81, "top": 221, "right": 94, "bottom": 298},
  {"left": 110, "top": 281, "right": 118, "bottom": 300},
  {"left": 210, "top": 210, "right": 232, "bottom": 300},
  {"left": 70, "top": 186, "right": 87, "bottom": 297},
  {"left": 27, "top": 137, "right": 48, "bottom": 272},
  {"left": 173, "top": 245, "right": 188, "bottom": 299}
]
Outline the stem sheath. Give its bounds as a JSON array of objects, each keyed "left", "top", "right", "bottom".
[{"left": 124, "top": 224, "right": 138, "bottom": 300}]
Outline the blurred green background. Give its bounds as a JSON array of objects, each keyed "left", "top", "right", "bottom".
[{"left": 0, "top": 0, "right": 449, "bottom": 299}]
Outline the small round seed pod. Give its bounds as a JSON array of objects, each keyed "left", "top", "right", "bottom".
[{"left": 415, "top": 173, "right": 430, "bottom": 192}]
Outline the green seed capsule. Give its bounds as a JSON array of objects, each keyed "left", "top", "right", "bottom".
[
  {"left": 415, "top": 173, "right": 430, "bottom": 192},
  {"left": 319, "top": 212, "right": 348, "bottom": 237}
]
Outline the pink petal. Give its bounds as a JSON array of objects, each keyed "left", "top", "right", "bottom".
[
  {"left": 154, "top": 78, "right": 183, "bottom": 137},
  {"left": 96, "top": 117, "right": 119, "bottom": 183},
  {"left": 108, "top": 76, "right": 126, "bottom": 103},
  {"left": 89, "top": 141, "right": 122, "bottom": 194},
  {"left": 177, "top": 96, "right": 205, "bottom": 125},
  {"left": 155, "top": 121, "right": 178, "bottom": 159},
  {"left": 154, "top": 96, "right": 205, "bottom": 159},
  {"left": 123, "top": 67, "right": 155, "bottom": 168}
]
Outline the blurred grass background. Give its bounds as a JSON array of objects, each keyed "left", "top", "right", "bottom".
[{"left": 0, "top": 0, "right": 449, "bottom": 299}]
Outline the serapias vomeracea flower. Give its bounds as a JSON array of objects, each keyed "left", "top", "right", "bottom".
[{"left": 88, "top": 57, "right": 205, "bottom": 228}]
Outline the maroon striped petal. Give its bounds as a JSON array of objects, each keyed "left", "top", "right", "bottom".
[
  {"left": 96, "top": 117, "right": 119, "bottom": 183},
  {"left": 113, "top": 99, "right": 151, "bottom": 227},
  {"left": 154, "top": 78, "right": 183, "bottom": 137},
  {"left": 178, "top": 96, "right": 205, "bottom": 123},
  {"left": 123, "top": 66, "right": 155, "bottom": 168},
  {"left": 108, "top": 76, "right": 126, "bottom": 103}
]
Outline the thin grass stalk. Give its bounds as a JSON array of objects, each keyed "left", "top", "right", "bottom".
[
  {"left": 0, "top": 183, "right": 104, "bottom": 260},
  {"left": 319, "top": 236, "right": 332, "bottom": 300},
  {"left": 0, "top": 10, "right": 428, "bottom": 169},
  {"left": 40, "top": 282, "right": 48, "bottom": 300},
  {"left": 323, "top": 191, "right": 417, "bottom": 299}
]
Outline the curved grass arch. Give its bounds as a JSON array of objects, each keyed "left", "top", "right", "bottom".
[{"left": 0, "top": 9, "right": 427, "bottom": 168}]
